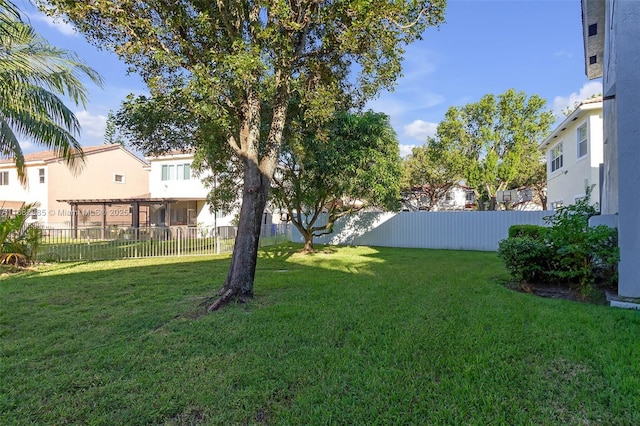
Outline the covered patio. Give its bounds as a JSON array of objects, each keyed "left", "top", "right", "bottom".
[{"left": 58, "top": 197, "right": 179, "bottom": 239}]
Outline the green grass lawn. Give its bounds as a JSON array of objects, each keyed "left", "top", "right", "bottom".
[{"left": 1, "top": 244, "right": 639, "bottom": 424}]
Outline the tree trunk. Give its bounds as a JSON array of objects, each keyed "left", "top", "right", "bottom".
[
  {"left": 488, "top": 196, "right": 497, "bottom": 211},
  {"left": 290, "top": 215, "right": 316, "bottom": 253},
  {"left": 208, "top": 67, "right": 291, "bottom": 311},
  {"left": 302, "top": 231, "right": 314, "bottom": 252},
  {"left": 208, "top": 160, "right": 270, "bottom": 311}
]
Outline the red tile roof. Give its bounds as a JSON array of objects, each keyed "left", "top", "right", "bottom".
[{"left": 0, "top": 144, "right": 125, "bottom": 165}]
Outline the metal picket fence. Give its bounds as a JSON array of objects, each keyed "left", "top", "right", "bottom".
[{"left": 37, "top": 224, "right": 291, "bottom": 262}]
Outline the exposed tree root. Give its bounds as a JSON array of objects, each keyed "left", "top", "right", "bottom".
[
  {"left": 207, "top": 287, "right": 251, "bottom": 311},
  {"left": 207, "top": 288, "right": 235, "bottom": 311},
  {"left": 297, "top": 247, "right": 316, "bottom": 254}
]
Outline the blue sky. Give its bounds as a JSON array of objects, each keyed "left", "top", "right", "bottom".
[{"left": 20, "top": 0, "right": 601, "bottom": 157}]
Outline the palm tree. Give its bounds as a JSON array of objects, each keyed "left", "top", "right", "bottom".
[
  {"left": 0, "top": 2, "right": 103, "bottom": 184},
  {"left": 0, "top": 0, "right": 19, "bottom": 30}
]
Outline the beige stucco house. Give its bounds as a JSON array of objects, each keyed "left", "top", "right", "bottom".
[
  {"left": 539, "top": 97, "right": 603, "bottom": 210},
  {"left": 0, "top": 144, "right": 149, "bottom": 228}
]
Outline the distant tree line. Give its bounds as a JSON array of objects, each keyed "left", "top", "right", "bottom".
[{"left": 402, "top": 89, "right": 553, "bottom": 211}]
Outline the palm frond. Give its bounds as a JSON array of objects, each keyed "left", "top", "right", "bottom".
[
  {"left": 0, "top": 116, "right": 25, "bottom": 182},
  {"left": 0, "top": 0, "right": 21, "bottom": 31},
  {"left": 0, "top": 9, "right": 102, "bottom": 184}
]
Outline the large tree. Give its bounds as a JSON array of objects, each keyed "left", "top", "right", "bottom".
[
  {"left": 401, "top": 143, "right": 463, "bottom": 211},
  {"left": 272, "top": 110, "right": 401, "bottom": 252},
  {"left": 511, "top": 159, "right": 547, "bottom": 210},
  {"left": 431, "top": 89, "right": 553, "bottom": 210},
  {"left": 0, "top": 3, "right": 102, "bottom": 183},
  {"left": 41, "top": 1, "right": 446, "bottom": 309}
]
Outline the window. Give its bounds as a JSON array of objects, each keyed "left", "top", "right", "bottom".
[
  {"left": 589, "top": 55, "right": 597, "bottom": 65},
  {"left": 161, "top": 164, "right": 174, "bottom": 181},
  {"left": 577, "top": 124, "right": 588, "bottom": 158},
  {"left": 0, "top": 171, "right": 8, "bottom": 185},
  {"left": 176, "top": 163, "right": 191, "bottom": 180},
  {"left": 114, "top": 173, "right": 125, "bottom": 183},
  {"left": 550, "top": 143, "right": 563, "bottom": 172},
  {"left": 465, "top": 191, "right": 475, "bottom": 203},
  {"left": 38, "top": 168, "right": 45, "bottom": 184},
  {"left": 161, "top": 163, "right": 190, "bottom": 181},
  {"left": 588, "top": 23, "right": 597, "bottom": 36}
]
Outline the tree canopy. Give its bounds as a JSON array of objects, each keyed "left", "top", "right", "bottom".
[
  {"left": 272, "top": 110, "right": 402, "bottom": 252},
  {"left": 430, "top": 89, "right": 553, "bottom": 210},
  {"left": 401, "top": 143, "right": 464, "bottom": 211},
  {"left": 41, "top": 0, "right": 447, "bottom": 308}
]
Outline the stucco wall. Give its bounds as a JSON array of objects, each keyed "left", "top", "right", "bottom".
[
  {"left": 0, "top": 163, "right": 49, "bottom": 218},
  {"left": 545, "top": 109, "right": 602, "bottom": 209},
  {"left": 601, "top": 0, "right": 618, "bottom": 215},
  {"left": 147, "top": 154, "right": 209, "bottom": 199},
  {"left": 609, "top": 0, "right": 640, "bottom": 297},
  {"left": 47, "top": 147, "right": 149, "bottom": 226}
]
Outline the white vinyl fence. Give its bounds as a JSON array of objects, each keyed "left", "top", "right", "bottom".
[{"left": 291, "top": 211, "right": 552, "bottom": 251}]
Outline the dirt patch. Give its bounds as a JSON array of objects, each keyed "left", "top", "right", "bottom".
[
  {"left": 505, "top": 280, "right": 611, "bottom": 305},
  {"left": 163, "top": 408, "right": 206, "bottom": 425}
]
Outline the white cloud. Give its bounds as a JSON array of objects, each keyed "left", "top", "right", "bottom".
[
  {"left": 554, "top": 50, "right": 573, "bottom": 59},
  {"left": 75, "top": 110, "right": 107, "bottom": 143},
  {"left": 552, "top": 81, "right": 603, "bottom": 117},
  {"left": 19, "top": 140, "right": 36, "bottom": 153},
  {"left": 403, "top": 119, "right": 438, "bottom": 142},
  {"left": 398, "top": 48, "right": 438, "bottom": 83},
  {"left": 399, "top": 144, "right": 417, "bottom": 158},
  {"left": 28, "top": 12, "right": 77, "bottom": 36},
  {"left": 366, "top": 92, "right": 445, "bottom": 119}
]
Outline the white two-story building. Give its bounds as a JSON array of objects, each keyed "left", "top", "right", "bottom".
[
  {"left": 539, "top": 98, "right": 603, "bottom": 210},
  {"left": 146, "top": 151, "right": 236, "bottom": 229}
]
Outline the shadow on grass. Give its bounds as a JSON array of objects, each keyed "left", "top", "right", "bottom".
[{"left": 3, "top": 244, "right": 640, "bottom": 425}]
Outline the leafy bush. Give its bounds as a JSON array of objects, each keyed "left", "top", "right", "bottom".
[
  {"left": 508, "top": 224, "right": 547, "bottom": 240},
  {"left": 498, "top": 237, "right": 553, "bottom": 283},
  {"left": 543, "top": 193, "right": 618, "bottom": 291},
  {"left": 498, "top": 189, "right": 619, "bottom": 294},
  {"left": 0, "top": 203, "right": 42, "bottom": 266}
]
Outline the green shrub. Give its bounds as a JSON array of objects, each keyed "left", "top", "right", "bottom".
[
  {"left": 543, "top": 191, "right": 619, "bottom": 291},
  {"left": 0, "top": 202, "right": 42, "bottom": 266},
  {"left": 508, "top": 224, "right": 547, "bottom": 240},
  {"left": 497, "top": 237, "right": 553, "bottom": 284},
  {"left": 498, "top": 187, "right": 619, "bottom": 293}
]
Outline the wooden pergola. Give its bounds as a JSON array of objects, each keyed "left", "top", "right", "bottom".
[{"left": 57, "top": 197, "right": 178, "bottom": 238}]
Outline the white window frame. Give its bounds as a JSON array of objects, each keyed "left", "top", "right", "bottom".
[
  {"left": 113, "top": 173, "right": 126, "bottom": 184},
  {"left": 550, "top": 142, "right": 563, "bottom": 173},
  {"left": 182, "top": 163, "right": 191, "bottom": 180},
  {"left": 577, "top": 123, "right": 588, "bottom": 159},
  {"left": 0, "top": 171, "right": 9, "bottom": 185},
  {"left": 162, "top": 163, "right": 190, "bottom": 181},
  {"left": 38, "top": 168, "right": 45, "bottom": 184}
]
